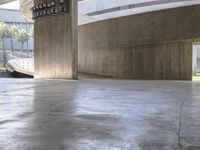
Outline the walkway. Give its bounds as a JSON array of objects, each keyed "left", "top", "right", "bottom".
[{"left": 0, "top": 79, "right": 200, "bottom": 150}]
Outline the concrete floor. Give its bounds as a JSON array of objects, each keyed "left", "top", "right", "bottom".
[{"left": 0, "top": 79, "right": 200, "bottom": 150}]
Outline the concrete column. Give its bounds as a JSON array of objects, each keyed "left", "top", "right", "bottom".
[{"left": 34, "top": 0, "right": 78, "bottom": 79}]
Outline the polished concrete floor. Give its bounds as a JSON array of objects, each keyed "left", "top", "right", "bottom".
[{"left": 0, "top": 79, "right": 200, "bottom": 150}]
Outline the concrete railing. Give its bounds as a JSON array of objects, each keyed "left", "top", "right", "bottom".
[
  {"left": 6, "top": 52, "right": 34, "bottom": 76},
  {"left": 20, "top": 0, "right": 33, "bottom": 20}
]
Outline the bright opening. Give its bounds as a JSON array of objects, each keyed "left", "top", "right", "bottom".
[
  {"left": 192, "top": 44, "right": 200, "bottom": 81},
  {"left": 0, "top": 3, "right": 34, "bottom": 78}
]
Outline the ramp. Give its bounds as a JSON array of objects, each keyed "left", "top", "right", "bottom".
[{"left": 6, "top": 52, "right": 34, "bottom": 77}]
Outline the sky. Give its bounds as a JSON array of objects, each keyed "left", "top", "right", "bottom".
[{"left": 0, "top": 0, "right": 19, "bottom": 10}]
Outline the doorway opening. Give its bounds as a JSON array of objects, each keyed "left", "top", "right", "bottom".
[{"left": 192, "top": 43, "right": 200, "bottom": 81}]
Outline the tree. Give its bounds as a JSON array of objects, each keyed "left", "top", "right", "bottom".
[
  {"left": 7, "top": 24, "right": 19, "bottom": 53},
  {"left": 0, "top": 22, "right": 9, "bottom": 67},
  {"left": 16, "top": 29, "right": 30, "bottom": 53}
]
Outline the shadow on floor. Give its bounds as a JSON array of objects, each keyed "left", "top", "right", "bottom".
[
  {"left": 0, "top": 72, "right": 13, "bottom": 78},
  {"left": 0, "top": 71, "right": 33, "bottom": 78}
]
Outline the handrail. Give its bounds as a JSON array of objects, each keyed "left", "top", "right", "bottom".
[{"left": 7, "top": 52, "right": 33, "bottom": 59}]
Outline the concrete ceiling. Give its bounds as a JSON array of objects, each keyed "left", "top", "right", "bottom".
[
  {"left": 0, "top": 0, "right": 15, "bottom": 5},
  {"left": 79, "top": 0, "right": 200, "bottom": 24},
  {"left": 0, "top": 0, "right": 84, "bottom": 5},
  {"left": 19, "top": 0, "right": 87, "bottom": 20},
  {"left": 2, "top": 0, "right": 200, "bottom": 24}
]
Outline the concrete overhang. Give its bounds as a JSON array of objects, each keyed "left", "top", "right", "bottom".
[
  {"left": 19, "top": 0, "right": 200, "bottom": 23},
  {"left": 20, "top": 0, "right": 33, "bottom": 20},
  {"left": 20, "top": 0, "right": 86, "bottom": 20},
  {"left": 0, "top": 0, "right": 15, "bottom": 5}
]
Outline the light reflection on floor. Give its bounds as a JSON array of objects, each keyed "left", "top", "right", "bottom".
[{"left": 0, "top": 79, "right": 200, "bottom": 150}]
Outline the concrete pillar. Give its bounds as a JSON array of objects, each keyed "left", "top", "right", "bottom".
[{"left": 34, "top": 0, "right": 78, "bottom": 79}]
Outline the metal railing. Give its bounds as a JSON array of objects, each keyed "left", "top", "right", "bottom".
[{"left": 6, "top": 52, "right": 34, "bottom": 75}]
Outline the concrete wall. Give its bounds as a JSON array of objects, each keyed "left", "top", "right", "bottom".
[
  {"left": 78, "top": 40, "right": 192, "bottom": 80},
  {"left": 34, "top": 0, "right": 78, "bottom": 79},
  {"left": 78, "top": 5, "right": 200, "bottom": 80}
]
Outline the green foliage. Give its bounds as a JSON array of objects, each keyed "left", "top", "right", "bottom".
[
  {"left": 7, "top": 24, "right": 19, "bottom": 39},
  {"left": 0, "top": 22, "right": 9, "bottom": 41},
  {"left": 1, "top": 22, "right": 31, "bottom": 43},
  {"left": 0, "top": 68, "right": 7, "bottom": 73},
  {"left": 0, "top": 22, "right": 32, "bottom": 66},
  {"left": 16, "top": 29, "right": 30, "bottom": 44},
  {"left": 0, "top": 22, "right": 32, "bottom": 46}
]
